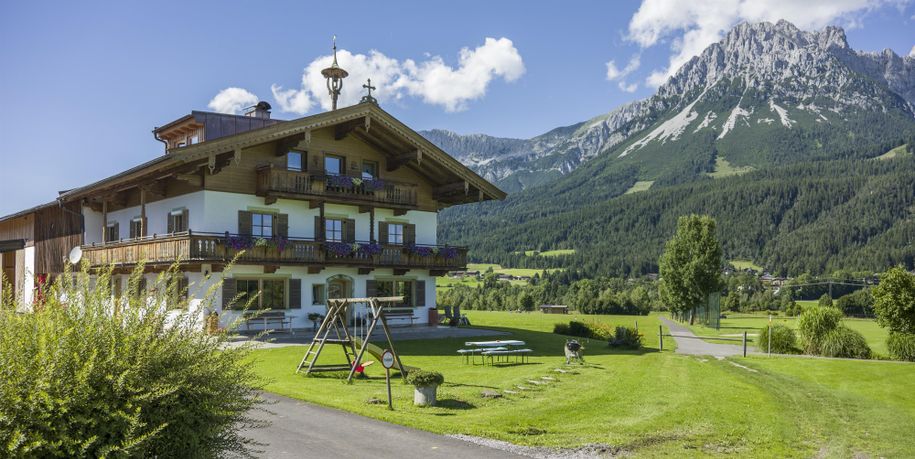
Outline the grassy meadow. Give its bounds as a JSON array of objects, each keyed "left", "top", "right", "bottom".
[
  {"left": 249, "top": 311, "right": 915, "bottom": 457},
  {"left": 436, "top": 263, "right": 558, "bottom": 290}
]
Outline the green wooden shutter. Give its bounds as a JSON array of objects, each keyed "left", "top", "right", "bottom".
[
  {"left": 310, "top": 151, "right": 323, "bottom": 172},
  {"left": 238, "top": 211, "right": 253, "bottom": 235},
  {"left": 288, "top": 279, "right": 301, "bottom": 309},
  {"left": 276, "top": 213, "right": 289, "bottom": 238},
  {"left": 404, "top": 224, "right": 416, "bottom": 245},
  {"left": 366, "top": 280, "right": 377, "bottom": 297},
  {"left": 415, "top": 280, "right": 426, "bottom": 307},
  {"left": 378, "top": 222, "right": 389, "bottom": 245},
  {"left": 314, "top": 215, "right": 323, "bottom": 241},
  {"left": 344, "top": 218, "right": 356, "bottom": 242},
  {"left": 167, "top": 212, "right": 175, "bottom": 234},
  {"left": 222, "top": 278, "right": 236, "bottom": 309},
  {"left": 111, "top": 222, "right": 119, "bottom": 241}
]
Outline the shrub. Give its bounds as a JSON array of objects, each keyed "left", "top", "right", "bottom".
[
  {"left": 0, "top": 262, "right": 263, "bottom": 458},
  {"left": 818, "top": 293, "right": 834, "bottom": 308},
  {"left": 567, "top": 320, "right": 591, "bottom": 338},
  {"left": 757, "top": 323, "right": 797, "bottom": 354},
  {"left": 797, "top": 306, "right": 844, "bottom": 354},
  {"left": 608, "top": 326, "right": 642, "bottom": 349},
  {"left": 553, "top": 323, "right": 570, "bottom": 335},
  {"left": 819, "top": 326, "right": 871, "bottom": 359},
  {"left": 405, "top": 370, "right": 444, "bottom": 387},
  {"left": 872, "top": 267, "right": 915, "bottom": 334},
  {"left": 585, "top": 321, "right": 615, "bottom": 340},
  {"left": 887, "top": 332, "right": 915, "bottom": 362}
]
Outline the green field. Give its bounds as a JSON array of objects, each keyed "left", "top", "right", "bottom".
[
  {"left": 708, "top": 156, "right": 755, "bottom": 178},
  {"left": 522, "top": 249, "right": 577, "bottom": 257},
  {"left": 686, "top": 312, "right": 890, "bottom": 355},
  {"left": 729, "top": 259, "right": 763, "bottom": 271},
  {"left": 438, "top": 263, "right": 558, "bottom": 290},
  {"left": 624, "top": 180, "right": 654, "bottom": 194},
  {"left": 250, "top": 311, "right": 915, "bottom": 457},
  {"left": 876, "top": 144, "right": 909, "bottom": 160}
]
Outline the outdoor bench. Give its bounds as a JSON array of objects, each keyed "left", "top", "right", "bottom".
[{"left": 242, "top": 310, "right": 293, "bottom": 333}]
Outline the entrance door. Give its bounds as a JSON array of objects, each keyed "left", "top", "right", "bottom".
[{"left": 326, "top": 275, "right": 354, "bottom": 323}]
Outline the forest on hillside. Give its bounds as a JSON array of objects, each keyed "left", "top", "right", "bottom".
[{"left": 439, "top": 140, "right": 915, "bottom": 278}]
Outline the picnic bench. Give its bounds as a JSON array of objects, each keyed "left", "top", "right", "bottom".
[
  {"left": 243, "top": 310, "right": 293, "bottom": 333},
  {"left": 458, "top": 340, "right": 532, "bottom": 365},
  {"left": 384, "top": 307, "right": 418, "bottom": 326}
]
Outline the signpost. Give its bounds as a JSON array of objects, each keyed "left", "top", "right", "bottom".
[{"left": 381, "top": 349, "right": 395, "bottom": 410}]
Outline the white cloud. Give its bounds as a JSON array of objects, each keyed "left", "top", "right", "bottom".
[
  {"left": 606, "top": 54, "right": 641, "bottom": 80},
  {"left": 910, "top": 44, "right": 915, "bottom": 57},
  {"left": 207, "top": 87, "right": 259, "bottom": 114},
  {"left": 270, "top": 84, "right": 313, "bottom": 114},
  {"left": 270, "top": 37, "right": 525, "bottom": 115},
  {"left": 618, "top": 81, "right": 639, "bottom": 93},
  {"left": 627, "top": 0, "right": 900, "bottom": 87}
]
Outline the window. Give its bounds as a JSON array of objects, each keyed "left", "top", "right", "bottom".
[
  {"left": 312, "top": 284, "right": 326, "bottom": 305},
  {"left": 169, "top": 209, "right": 188, "bottom": 233},
  {"left": 105, "top": 222, "right": 119, "bottom": 242},
  {"left": 129, "top": 217, "right": 143, "bottom": 239},
  {"left": 387, "top": 223, "right": 404, "bottom": 245},
  {"left": 325, "top": 218, "right": 343, "bottom": 242},
  {"left": 189, "top": 134, "right": 199, "bottom": 145},
  {"left": 362, "top": 161, "right": 378, "bottom": 179},
  {"left": 252, "top": 213, "right": 273, "bottom": 238},
  {"left": 324, "top": 154, "right": 343, "bottom": 176},
  {"left": 287, "top": 151, "right": 303, "bottom": 171},
  {"left": 234, "top": 278, "right": 287, "bottom": 310},
  {"left": 376, "top": 280, "right": 414, "bottom": 306}
]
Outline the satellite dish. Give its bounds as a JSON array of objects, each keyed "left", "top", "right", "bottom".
[{"left": 68, "top": 246, "right": 82, "bottom": 265}]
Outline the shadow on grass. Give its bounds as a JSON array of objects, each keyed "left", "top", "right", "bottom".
[{"left": 435, "top": 398, "right": 476, "bottom": 410}]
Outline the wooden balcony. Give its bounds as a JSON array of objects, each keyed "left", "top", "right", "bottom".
[
  {"left": 80, "top": 231, "right": 467, "bottom": 272},
  {"left": 256, "top": 165, "right": 418, "bottom": 208}
]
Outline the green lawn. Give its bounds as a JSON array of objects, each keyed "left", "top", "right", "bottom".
[
  {"left": 685, "top": 313, "right": 890, "bottom": 355},
  {"left": 729, "top": 259, "right": 763, "bottom": 271},
  {"left": 875, "top": 143, "right": 909, "bottom": 160},
  {"left": 249, "top": 311, "right": 915, "bottom": 457},
  {"left": 521, "top": 249, "right": 576, "bottom": 257},
  {"left": 623, "top": 180, "right": 654, "bottom": 194},
  {"left": 708, "top": 156, "right": 755, "bottom": 178}
]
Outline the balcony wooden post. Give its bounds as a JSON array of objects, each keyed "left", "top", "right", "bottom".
[
  {"left": 101, "top": 200, "right": 108, "bottom": 243},
  {"left": 139, "top": 189, "right": 147, "bottom": 237},
  {"left": 370, "top": 208, "right": 375, "bottom": 243}
]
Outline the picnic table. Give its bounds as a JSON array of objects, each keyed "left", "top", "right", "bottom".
[{"left": 459, "top": 340, "right": 531, "bottom": 365}]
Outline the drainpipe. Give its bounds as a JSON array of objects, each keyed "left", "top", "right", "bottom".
[{"left": 152, "top": 128, "right": 168, "bottom": 153}]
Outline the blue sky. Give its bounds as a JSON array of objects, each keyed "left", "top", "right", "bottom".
[{"left": 1, "top": 0, "right": 913, "bottom": 215}]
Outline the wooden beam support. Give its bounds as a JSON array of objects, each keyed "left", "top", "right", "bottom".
[
  {"left": 274, "top": 133, "right": 307, "bottom": 156},
  {"left": 264, "top": 265, "right": 279, "bottom": 274},
  {"left": 358, "top": 205, "right": 373, "bottom": 214},
  {"left": 393, "top": 209, "right": 408, "bottom": 216},
  {"left": 432, "top": 181, "right": 470, "bottom": 200},
  {"left": 308, "top": 200, "right": 322, "bottom": 209},
  {"left": 233, "top": 147, "right": 242, "bottom": 165},
  {"left": 139, "top": 188, "right": 147, "bottom": 237},
  {"left": 175, "top": 173, "right": 202, "bottom": 187},
  {"left": 358, "top": 267, "right": 373, "bottom": 275},
  {"left": 264, "top": 196, "right": 277, "bottom": 205},
  {"left": 386, "top": 150, "right": 420, "bottom": 172},
  {"left": 307, "top": 266, "right": 323, "bottom": 274},
  {"left": 430, "top": 270, "right": 450, "bottom": 277},
  {"left": 393, "top": 268, "right": 408, "bottom": 276},
  {"left": 334, "top": 119, "right": 363, "bottom": 140}
]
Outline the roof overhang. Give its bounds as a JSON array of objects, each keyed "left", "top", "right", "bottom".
[
  {"left": 0, "top": 239, "right": 26, "bottom": 253},
  {"left": 58, "top": 102, "right": 506, "bottom": 205}
]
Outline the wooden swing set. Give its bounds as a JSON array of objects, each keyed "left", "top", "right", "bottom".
[{"left": 295, "top": 296, "right": 408, "bottom": 383}]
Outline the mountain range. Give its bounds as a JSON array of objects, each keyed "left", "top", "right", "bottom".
[{"left": 427, "top": 20, "right": 915, "bottom": 276}]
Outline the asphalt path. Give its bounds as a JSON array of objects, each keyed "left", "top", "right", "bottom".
[
  {"left": 660, "top": 317, "right": 748, "bottom": 357},
  {"left": 242, "top": 392, "right": 525, "bottom": 458}
]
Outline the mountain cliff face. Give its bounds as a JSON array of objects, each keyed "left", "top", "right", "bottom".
[
  {"left": 426, "top": 20, "right": 915, "bottom": 192},
  {"left": 435, "top": 20, "right": 915, "bottom": 276}
]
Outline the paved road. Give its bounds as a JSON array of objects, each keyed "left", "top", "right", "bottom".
[
  {"left": 242, "top": 392, "right": 524, "bottom": 458},
  {"left": 660, "top": 317, "right": 748, "bottom": 357}
]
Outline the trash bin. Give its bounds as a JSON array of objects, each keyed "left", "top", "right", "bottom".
[{"left": 428, "top": 308, "right": 439, "bottom": 326}]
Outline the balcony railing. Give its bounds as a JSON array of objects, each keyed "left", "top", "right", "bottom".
[
  {"left": 256, "top": 165, "right": 418, "bottom": 207},
  {"left": 81, "top": 231, "right": 467, "bottom": 271}
]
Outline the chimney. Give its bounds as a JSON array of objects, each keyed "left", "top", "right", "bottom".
[{"left": 244, "top": 101, "right": 272, "bottom": 119}]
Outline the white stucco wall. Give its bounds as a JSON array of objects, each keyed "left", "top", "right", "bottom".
[{"left": 21, "top": 246, "right": 35, "bottom": 306}]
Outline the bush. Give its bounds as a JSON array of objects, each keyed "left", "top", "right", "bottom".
[
  {"left": 567, "top": 320, "right": 591, "bottom": 338},
  {"left": 818, "top": 293, "right": 834, "bottom": 308},
  {"left": 819, "top": 326, "right": 871, "bottom": 359},
  {"left": 872, "top": 267, "right": 915, "bottom": 334},
  {"left": 608, "top": 326, "right": 642, "bottom": 349},
  {"left": 405, "top": 370, "right": 444, "bottom": 387},
  {"left": 797, "top": 306, "right": 844, "bottom": 354},
  {"left": 553, "top": 323, "right": 570, "bottom": 335},
  {"left": 887, "top": 332, "right": 915, "bottom": 362},
  {"left": 757, "top": 323, "right": 797, "bottom": 354},
  {"left": 585, "top": 322, "right": 615, "bottom": 340},
  {"left": 0, "top": 263, "right": 263, "bottom": 457}
]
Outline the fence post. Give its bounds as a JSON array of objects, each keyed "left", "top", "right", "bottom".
[
  {"left": 659, "top": 324, "right": 663, "bottom": 352},
  {"left": 742, "top": 331, "right": 747, "bottom": 357}
]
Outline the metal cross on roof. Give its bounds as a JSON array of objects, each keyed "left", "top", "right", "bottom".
[{"left": 360, "top": 78, "right": 378, "bottom": 104}]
